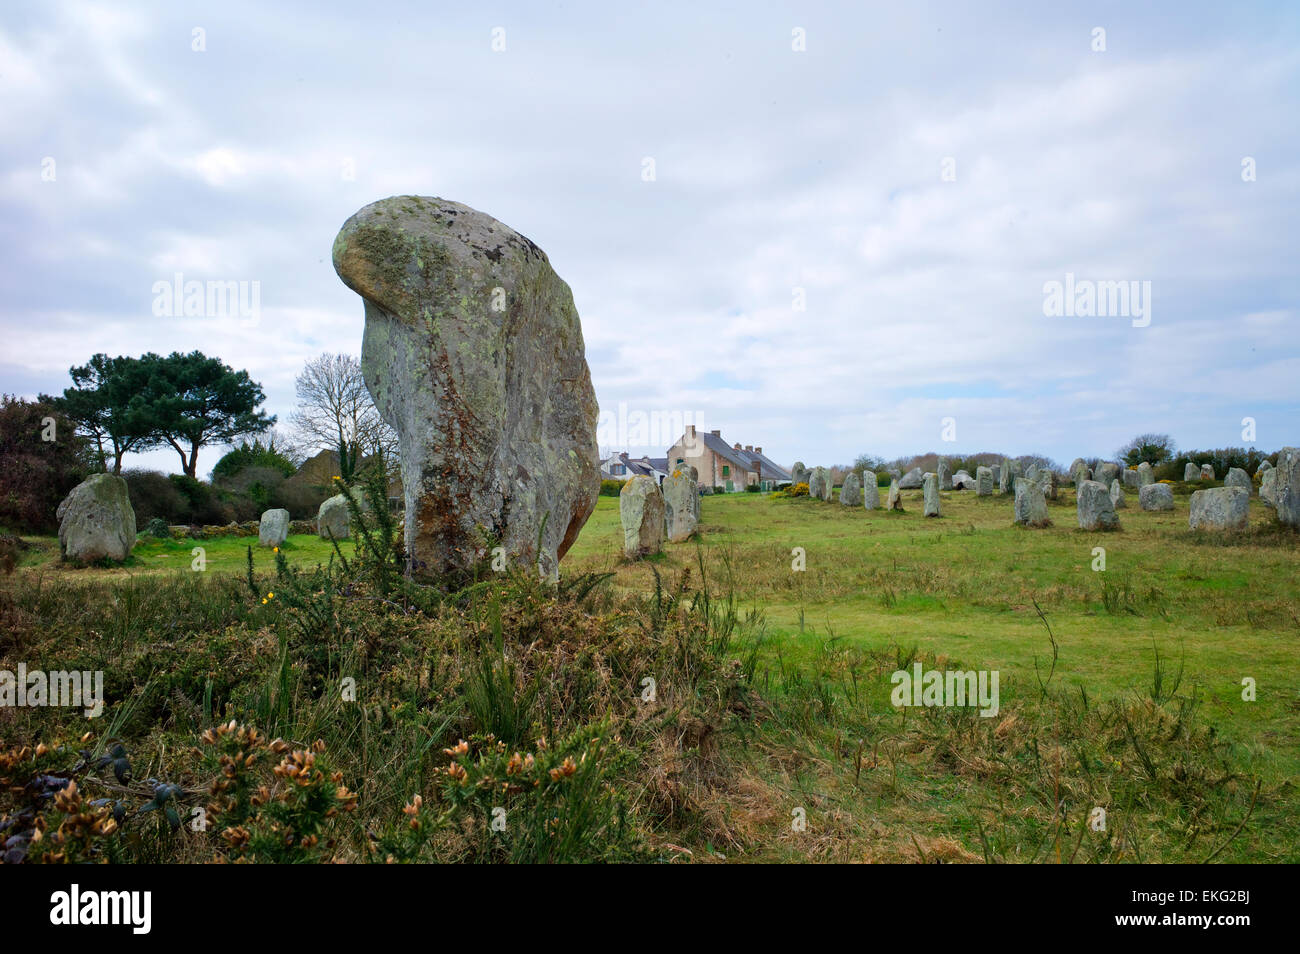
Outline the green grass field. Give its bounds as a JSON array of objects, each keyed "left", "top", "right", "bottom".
[
  {"left": 566, "top": 487, "right": 1300, "bottom": 779},
  {"left": 4, "top": 481, "right": 1296, "bottom": 863}
]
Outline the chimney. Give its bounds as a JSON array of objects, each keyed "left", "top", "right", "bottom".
[
  {"left": 711, "top": 429, "right": 721, "bottom": 437},
  {"left": 686, "top": 424, "right": 696, "bottom": 439},
  {"left": 755, "top": 447, "right": 762, "bottom": 455},
  {"left": 745, "top": 445, "right": 753, "bottom": 453},
  {"left": 733, "top": 443, "right": 742, "bottom": 450}
]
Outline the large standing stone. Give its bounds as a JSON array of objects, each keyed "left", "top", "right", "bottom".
[
  {"left": 976, "top": 466, "right": 993, "bottom": 496},
  {"left": 998, "top": 460, "right": 1012, "bottom": 494},
  {"left": 1200, "top": 463, "right": 1216, "bottom": 481},
  {"left": 1069, "top": 458, "right": 1090, "bottom": 486},
  {"left": 1258, "top": 460, "right": 1273, "bottom": 475},
  {"left": 1138, "top": 483, "right": 1174, "bottom": 511},
  {"left": 318, "top": 494, "right": 352, "bottom": 540},
  {"left": 1275, "top": 447, "right": 1300, "bottom": 527},
  {"left": 1095, "top": 462, "right": 1120, "bottom": 487},
  {"left": 1137, "top": 462, "right": 1154, "bottom": 486},
  {"left": 1038, "top": 468, "right": 1058, "bottom": 500},
  {"left": 1260, "top": 467, "right": 1277, "bottom": 508},
  {"left": 952, "top": 470, "right": 976, "bottom": 490},
  {"left": 938, "top": 460, "right": 952, "bottom": 491},
  {"left": 886, "top": 478, "right": 903, "bottom": 511},
  {"left": 1189, "top": 487, "right": 1249, "bottom": 531},
  {"left": 990, "top": 464, "right": 1000, "bottom": 489},
  {"left": 1025, "top": 463, "right": 1039, "bottom": 483},
  {"left": 898, "top": 467, "right": 924, "bottom": 489},
  {"left": 840, "top": 471, "right": 862, "bottom": 507},
  {"left": 1224, "top": 467, "right": 1251, "bottom": 494},
  {"left": 922, "top": 472, "right": 940, "bottom": 517},
  {"left": 1109, "top": 478, "right": 1126, "bottom": 509},
  {"left": 56, "top": 474, "right": 136, "bottom": 564},
  {"left": 1077, "top": 480, "right": 1120, "bottom": 531},
  {"left": 333, "top": 195, "right": 599, "bottom": 580},
  {"left": 809, "top": 466, "right": 832, "bottom": 501},
  {"left": 1013, "top": 477, "right": 1049, "bottom": 527},
  {"left": 862, "top": 471, "right": 880, "bottom": 509},
  {"left": 1122, "top": 468, "right": 1140, "bottom": 488},
  {"left": 620, "top": 475, "right": 664, "bottom": 558},
  {"left": 1184, "top": 462, "right": 1200, "bottom": 482},
  {"left": 259, "top": 508, "right": 290, "bottom": 547},
  {"left": 791, "top": 461, "right": 809, "bottom": 485},
  {"left": 662, "top": 470, "right": 698, "bottom": 543}
]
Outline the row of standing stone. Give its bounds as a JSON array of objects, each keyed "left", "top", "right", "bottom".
[{"left": 784, "top": 449, "right": 1300, "bottom": 533}]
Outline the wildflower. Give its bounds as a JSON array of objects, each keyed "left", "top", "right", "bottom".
[
  {"left": 443, "top": 739, "right": 469, "bottom": 758},
  {"left": 447, "top": 762, "right": 467, "bottom": 782}
]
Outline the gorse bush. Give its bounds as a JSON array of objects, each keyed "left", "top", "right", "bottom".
[{"left": 773, "top": 481, "right": 810, "bottom": 498}]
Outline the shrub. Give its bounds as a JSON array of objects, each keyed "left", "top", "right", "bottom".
[
  {"left": 124, "top": 469, "right": 190, "bottom": 525},
  {"left": 216, "top": 464, "right": 288, "bottom": 512},
  {"left": 774, "top": 482, "right": 810, "bottom": 498},
  {"left": 211, "top": 438, "right": 296, "bottom": 482},
  {"left": 272, "top": 477, "right": 333, "bottom": 520},
  {"left": 0, "top": 396, "right": 88, "bottom": 533},
  {"left": 745, "top": 482, "right": 761, "bottom": 493},
  {"left": 1156, "top": 447, "right": 1272, "bottom": 482},
  {"left": 144, "top": 517, "right": 170, "bottom": 538},
  {"left": 599, "top": 479, "right": 627, "bottom": 497},
  {"left": 168, "top": 474, "right": 229, "bottom": 525}
]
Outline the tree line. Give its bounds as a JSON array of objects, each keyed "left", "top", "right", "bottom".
[{"left": 41, "top": 351, "right": 274, "bottom": 477}]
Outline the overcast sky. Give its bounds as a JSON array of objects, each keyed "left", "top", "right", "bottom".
[{"left": 3, "top": 0, "right": 1297, "bottom": 475}]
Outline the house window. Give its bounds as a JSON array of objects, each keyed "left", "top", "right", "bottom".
[
  {"left": 721, "top": 465, "right": 730, "bottom": 477},
  {"left": 612, "top": 464, "right": 624, "bottom": 475},
  {"left": 675, "top": 458, "right": 684, "bottom": 465}
]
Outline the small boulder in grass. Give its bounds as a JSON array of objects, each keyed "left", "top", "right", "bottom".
[
  {"left": 1189, "top": 486, "right": 1249, "bottom": 531},
  {"left": 1076, "top": 479, "right": 1120, "bottom": 531},
  {"left": 840, "top": 471, "right": 862, "bottom": 507},
  {"left": 886, "top": 478, "right": 903, "bottom": 511},
  {"left": 1109, "top": 478, "right": 1126, "bottom": 509},
  {"left": 619, "top": 475, "right": 665, "bottom": 558},
  {"left": 1014, "top": 477, "right": 1050, "bottom": 528},
  {"left": 1139, "top": 483, "right": 1174, "bottom": 511},
  {"left": 923, "top": 472, "right": 941, "bottom": 517},
  {"left": 809, "top": 467, "right": 833, "bottom": 502},
  {"left": 259, "top": 508, "right": 290, "bottom": 547},
  {"left": 862, "top": 471, "right": 880, "bottom": 510},
  {"left": 1224, "top": 467, "right": 1251, "bottom": 494}
]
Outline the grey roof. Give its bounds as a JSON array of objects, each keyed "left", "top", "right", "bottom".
[
  {"left": 603, "top": 453, "right": 658, "bottom": 478},
  {"left": 697, "top": 432, "right": 792, "bottom": 481}
]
